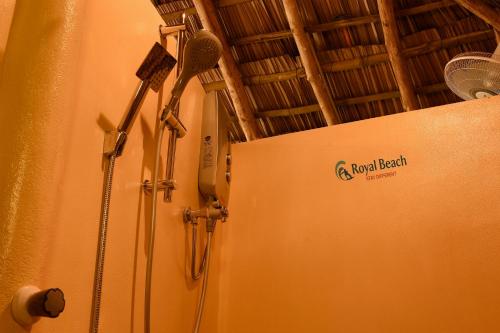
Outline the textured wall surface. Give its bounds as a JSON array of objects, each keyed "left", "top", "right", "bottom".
[
  {"left": 222, "top": 96, "right": 500, "bottom": 333},
  {"left": 0, "top": 0, "right": 217, "bottom": 332},
  {"left": 0, "top": 0, "right": 16, "bottom": 66}
]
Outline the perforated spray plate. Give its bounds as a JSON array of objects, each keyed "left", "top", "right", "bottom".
[{"left": 136, "top": 42, "right": 177, "bottom": 92}]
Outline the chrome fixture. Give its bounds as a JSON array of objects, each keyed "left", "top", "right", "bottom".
[
  {"left": 160, "top": 30, "right": 223, "bottom": 122},
  {"left": 164, "top": 14, "right": 187, "bottom": 202},
  {"left": 103, "top": 42, "right": 177, "bottom": 157},
  {"left": 184, "top": 200, "right": 228, "bottom": 279},
  {"left": 160, "top": 27, "right": 225, "bottom": 201},
  {"left": 91, "top": 42, "right": 176, "bottom": 333},
  {"left": 11, "top": 285, "right": 65, "bottom": 327},
  {"left": 143, "top": 29, "right": 222, "bottom": 333},
  {"left": 184, "top": 200, "right": 228, "bottom": 333}
]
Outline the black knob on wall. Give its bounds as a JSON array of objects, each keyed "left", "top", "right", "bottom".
[{"left": 27, "top": 288, "right": 65, "bottom": 318}]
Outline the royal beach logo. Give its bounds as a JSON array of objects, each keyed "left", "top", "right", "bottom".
[
  {"left": 335, "top": 155, "right": 408, "bottom": 181},
  {"left": 335, "top": 160, "right": 354, "bottom": 181}
]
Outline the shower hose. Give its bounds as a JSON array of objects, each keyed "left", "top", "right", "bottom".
[
  {"left": 192, "top": 228, "right": 213, "bottom": 333},
  {"left": 90, "top": 153, "right": 117, "bottom": 333},
  {"left": 144, "top": 123, "right": 165, "bottom": 333}
]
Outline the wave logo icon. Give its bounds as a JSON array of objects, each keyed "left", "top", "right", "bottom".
[{"left": 335, "top": 160, "right": 354, "bottom": 181}]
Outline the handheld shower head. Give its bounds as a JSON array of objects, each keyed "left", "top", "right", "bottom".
[
  {"left": 161, "top": 30, "right": 223, "bottom": 121},
  {"left": 118, "top": 42, "right": 177, "bottom": 135}
]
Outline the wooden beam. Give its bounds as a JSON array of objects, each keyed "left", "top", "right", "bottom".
[
  {"left": 253, "top": 83, "right": 449, "bottom": 118},
  {"left": 233, "top": 30, "right": 293, "bottom": 46},
  {"left": 217, "top": 0, "right": 253, "bottom": 7},
  {"left": 454, "top": 0, "right": 500, "bottom": 31},
  {"left": 193, "top": 0, "right": 261, "bottom": 140},
  {"left": 232, "top": 0, "right": 455, "bottom": 44},
  {"left": 398, "top": 0, "right": 455, "bottom": 16},
  {"left": 160, "top": 7, "right": 197, "bottom": 23},
  {"left": 203, "top": 69, "right": 306, "bottom": 91},
  {"left": 255, "top": 104, "right": 321, "bottom": 118},
  {"left": 403, "top": 29, "right": 493, "bottom": 56},
  {"left": 378, "top": 0, "right": 419, "bottom": 111},
  {"left": 203, "top": 30, "right": 494, "bottom": 91},
  {"left": 282, "top": 0, "right": 340, "bottom": 125},
  {"left": 306, "top": 15, "right": 380, "bottom": 33},
  {"left": 159, "top": 0, "right": 455, "bottom": 42}
]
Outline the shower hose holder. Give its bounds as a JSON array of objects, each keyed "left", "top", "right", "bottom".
[
  {"left": 142, "top": 179, "right": 177, "bottom": 193},
  {"left": 102, "top": 130, "right": 128, "bottom": 157}
]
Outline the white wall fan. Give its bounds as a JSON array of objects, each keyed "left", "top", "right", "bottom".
[{"left": 445, "top": 44, "right": 500, "bottom": 100}]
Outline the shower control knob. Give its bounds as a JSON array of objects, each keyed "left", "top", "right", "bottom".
[{"left": 11, "top": 286, "right": 66, "bottom": 327}]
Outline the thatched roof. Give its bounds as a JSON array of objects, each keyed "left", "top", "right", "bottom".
[{"left": 151, "top": 0, "right": 499, "bottom": 142}]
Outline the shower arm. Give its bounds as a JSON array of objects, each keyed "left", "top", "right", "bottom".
[{"left": 102, "top": 80, "right": 152, "bottom": 157}]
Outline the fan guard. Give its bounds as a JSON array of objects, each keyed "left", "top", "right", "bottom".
[{"left": 444, "top": 51, "right": 500, "bottom": 100}]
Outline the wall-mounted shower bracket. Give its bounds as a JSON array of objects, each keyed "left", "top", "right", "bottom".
[
  {"left": 164, "top": 111, "right": 187, "bottom": 138},
  {"left": 142, "top": 179, "right": 176, "bottom": 194},
  {"left": 103, "top": 130, "right": 127, "bottom": 157},
  {"left": 159, "top": 24, "right": 186, "bottom": 37}
]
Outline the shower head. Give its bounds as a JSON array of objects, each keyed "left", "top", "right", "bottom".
[
  {"left": 160, "top": 30, "right": 223, "bottom": 121},
  {"left": 180, "top": 30, "right": 223, "bottom": 81},
  {"left": 118, "top": 42, "right": 177, "bottom": 134}
]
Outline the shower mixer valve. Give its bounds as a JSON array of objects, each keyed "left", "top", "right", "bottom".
[{"left": 184, "top": 201, "right": 229, "bottom": 225}]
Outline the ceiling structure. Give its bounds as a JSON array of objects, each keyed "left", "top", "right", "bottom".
[{"left": 151, "top": 0, "right": 499, "bottom": 142}]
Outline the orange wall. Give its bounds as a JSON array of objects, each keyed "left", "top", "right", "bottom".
[
  {"left": 220, "top": 96, "right": 500, "bottom": 333},
  {"left": 0, "top": 1, "right": 216, "bottom": 332},
  {"left": 0, "top": 0, "right": 16, "bottom": 66}
]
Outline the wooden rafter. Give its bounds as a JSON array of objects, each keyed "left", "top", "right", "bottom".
[
  {"left": 162, "top": 0, "right": 455, "bottom": 41},
  {"left": 232, "top": 0, "right": 454, "bottom": 45},
  {"left": 193, "top": 0, "right": 261, "bottom": 140},
  {"left": 282, "top": 0, "right": 340, "bottom": 125},
  {"left": 377, "top": 0, "right": 419, "bottom": 111},
  {"left": 217, "top": 0, "right": 252, "bottom": 7},
  {"left": 253, "top": 83, "right": 449, "bottom": 119},
  {"left": 454, "top": 0, "right": 500, "bottom": 31},
  {"left": 203, "top": 30, "right": 494, "bottom": 92}
]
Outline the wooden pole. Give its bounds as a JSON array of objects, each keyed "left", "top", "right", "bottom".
[
  {"left": 282, "top": 0, "right": 340, "bottom": 125},
  {"left": 378, "top": 0, "right": 419, "bottom": 111},
  {"left": 454, "top": 0, "right": 500, "bottom": 31},
  {"left": 193, "top": 0, "right": 261, "bottom": 140}
]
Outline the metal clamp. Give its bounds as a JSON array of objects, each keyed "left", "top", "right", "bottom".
[
  {"left": 103, "top": 130, "right": 127, "bottom": 157},
  {"left": 163, "top": 110, "right": 187, "bottom": 138},
  {"left": 159, "top": 24, "right": 187, "bottom": 37},
  {"left": 142, "top": 179, "right": 177, "bottom": 194}
]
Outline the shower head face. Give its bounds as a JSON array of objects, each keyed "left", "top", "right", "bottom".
[
  {"left": 118, "top": 43, "right": 176, "bottom": 135},
  {"left": 136, "top": 42, "right": 177, "bottom": 92},
  {"left": 160, "top": 30, "right": 223, "bottom": 122},
  {"left": 180, "top": 30, "right": 223, "bottom": 82}
]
